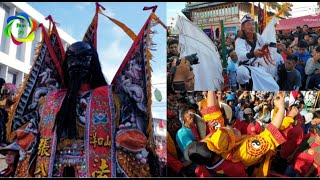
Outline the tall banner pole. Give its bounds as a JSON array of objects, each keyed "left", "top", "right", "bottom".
[
  {"left": 220, "top": 20, "right": 227, "bottom": 75},
  {"left": 251, "top": 2, "right": 255, "bottom": 18},
  {"left": 220, "top": 19, "right": 228, "bottom": 90}
]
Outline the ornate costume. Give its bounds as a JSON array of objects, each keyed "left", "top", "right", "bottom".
[
  {"left": 200, "top": 105, "right": 290, "bottom": 176},
  {"left": 7, "top": 4, "right": 164, "bottom": 178},
  {"left": 31, "top": 42, "right": 115, "bottom": 177},
  {"left": 235, "top": 14, "right": 279, "bottom": 91}
]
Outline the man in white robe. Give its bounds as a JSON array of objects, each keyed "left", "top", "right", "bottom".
[{"left": 235, "top": 14, "right": 279, "bottom": 91}]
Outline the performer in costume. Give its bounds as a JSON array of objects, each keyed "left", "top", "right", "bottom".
[
  {"left": 32, "top": 41, "right": 115, "bottom": 177},
  {"left": 187, "top": 91, "right": 299, "bottom": 177},
  {"left": 285, "top": 112, "right": 320, "bottom": 177},
  {"left": 198, "top": 91, "right": 233, "bottom": 134},
  {"left": 235, "top": 14, "right": 279, "bottom": 91},
  {"left": 10, "top": 4, "right": 163, "bottom": 177}
]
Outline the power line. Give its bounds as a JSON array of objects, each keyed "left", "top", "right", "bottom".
[
  {"left": 291, "top": 6, "right": 318, "bottom": 10},
  {"left": 152, "top": 82, "right": 166, "bottom": 85}
]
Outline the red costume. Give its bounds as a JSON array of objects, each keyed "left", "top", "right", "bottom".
[
  {"left": 195, "top": 159, "right": 247, "bottom": 177},
  {"left": 292, "top": 134, "right": 320, "bottom": 176}
]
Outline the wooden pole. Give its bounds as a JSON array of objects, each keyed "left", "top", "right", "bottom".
[{"left": 220, "top": 20, "right": 227, "bottom": 75}]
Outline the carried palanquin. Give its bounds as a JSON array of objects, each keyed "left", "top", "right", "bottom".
[{"left": 4, "top": 2, "right": 165, "bottom": 178}]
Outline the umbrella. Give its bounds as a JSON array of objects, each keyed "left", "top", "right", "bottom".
[{"left": 4, "top": 83, "right": 17, "bottom": 94}]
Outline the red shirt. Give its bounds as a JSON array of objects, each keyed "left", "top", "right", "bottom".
[
  {"left": 280, "top": 125, "right": 304, "bottom": 159},
  {"left": 195, "top": 159, "right": 247, "bottom": 177},
  {"left": 233, "top": 118, "right": 249, "bottom": 135},
  {"left": 167, "top": 152, "right": 183, "bottom": 174},
  {"left": 233, "top": 118, "right": 241, "bottom": 130},
  {"left": 246, "top": 122, "right": 262, "bottom": 135},
  {"left": 293, "top": 134, "right": 320, "bottom": 176},
  {"left": 296, "top": 114, "right": 303, "bottom": 127},
  {"left": 281, "top": 51, "right": 287, "bottom": 62},
  {"left": 239, "top": 121, "right": 249, "bottom": 135},
  {"left": 167, "top": 109, "right": 176, "bottom": 119},
  {"left": 191, "top": 124, "right": 201, "bottom": 141}
]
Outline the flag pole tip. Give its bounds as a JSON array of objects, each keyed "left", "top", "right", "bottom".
[
  {"left": 143, "top": 5, "right": 158, "bottom": 12},
  {"left": 96, "top": 2, "right": 106, "bottom": 11},
  {"left": 45, "top": 15, "right": 52, "bottom": 21}
]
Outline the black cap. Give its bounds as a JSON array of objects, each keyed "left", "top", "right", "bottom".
[{"left": 184, "top": 141, "right": 215, "bottom": 165}]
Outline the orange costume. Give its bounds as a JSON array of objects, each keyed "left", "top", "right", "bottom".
[
  {"left": 201, "top": 105, "right": 291, "bottom": 176},
  {"left": 200, "top": 105, "right": 225, "bottom": 132}
]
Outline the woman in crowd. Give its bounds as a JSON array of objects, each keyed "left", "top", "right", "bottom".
[{"left": 0, "top": 143, "right": 20, "bottom": 177}]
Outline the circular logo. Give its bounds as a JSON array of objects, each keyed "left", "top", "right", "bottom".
[
  {"left": 213, "top": 122, "right": 221, "bottom": 130},
  {"left": 251, "top": 140, "right": 261, "bottom": 149},
  {"left": 4, "top": 12, "right": 37, "bottom": 45},
  {"left": 246, "top": 136, "right": 268, "bottom": 157}
]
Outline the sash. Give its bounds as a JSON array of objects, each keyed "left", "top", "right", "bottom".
[
  {"left": 34, "top": 86, "right": 115, "bottom": 177},
  {"left": 34, "top": 90, "right": 65, "bottom": 177},
  {"left": 86, "top": 86, "right": 116, "bottom": 177}
]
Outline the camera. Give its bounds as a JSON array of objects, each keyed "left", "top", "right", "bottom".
[{"left": 167, "top": 53, "right": 199, "bottom": 66}]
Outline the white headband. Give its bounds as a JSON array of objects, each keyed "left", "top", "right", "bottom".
[{"left": 241, "top": 14, "right": 254, "bottom": 24}]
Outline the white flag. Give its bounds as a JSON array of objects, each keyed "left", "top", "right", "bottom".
[
  {"left": 175, "top": 15, "right": 224, "bottom": 91},
  {"left": 261, "top": 16, "right": 279, "bottom": 80}
]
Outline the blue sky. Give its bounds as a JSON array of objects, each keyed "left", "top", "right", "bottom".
[
  {"left": 27, "top": 2, "right": 166, "bottom": 120},
  {"left": 167, "top": 2, "right": 186, "bottom": 26}
]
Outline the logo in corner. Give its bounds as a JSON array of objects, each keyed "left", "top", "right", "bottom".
[{"left": 4, "top": 12, "right": 37, "bottom": 46}]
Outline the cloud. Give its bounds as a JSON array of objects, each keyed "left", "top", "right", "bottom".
[
  {"left": 98, "top": 19, "right": 131, "bottom": 81},
  {"left": 76, "top": 2, "right": 92, "bottom": 10},
  {"left": 99, "top": 39, "right": 128, "bottom": 82},
  {"left": 104, "top": 9, "right": 115, "bottom": 18},
  {"left": 166, "top": 11, "right": 186, "bottom": 26},
  {"left": 111, "top": 25, "right": 126, "bottom": 39},
  {"left": 83, "top": 2, "right": 92, "bottom": 6},
  {"left": 61, "top": 25, "right": 75, "bottom": 38},
  {"left": 167, "top": 8, "right": 183, "bottom": 13}
]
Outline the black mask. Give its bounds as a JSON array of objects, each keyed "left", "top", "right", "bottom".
[
  {"left": 66, "top": 41, "right": 93, "bottom": 79},
  {"left": 55, "top": 41, "right": 95, "bottom": 141}
]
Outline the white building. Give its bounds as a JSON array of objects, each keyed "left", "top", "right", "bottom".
[
  {"left": 0, "top": 2, "right": 76, "bottom": 169},
  {"left": 0, "top": 2, "right": 76, "bottom": 87}
]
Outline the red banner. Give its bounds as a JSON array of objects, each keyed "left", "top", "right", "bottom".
[
  {"left": 112, "top": 12, "right": 154, "bottom": 177},
  {"left": 82, "top": 3, "right": 105, "bottom": 49}
]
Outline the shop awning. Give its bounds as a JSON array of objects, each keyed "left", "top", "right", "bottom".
[{"left": 276, "top": 14, "right": 320, "bottom": 30}]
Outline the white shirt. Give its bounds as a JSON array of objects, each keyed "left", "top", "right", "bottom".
[{"left": 235, "top": 33, "right": 269, "bottom": 66}]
